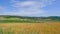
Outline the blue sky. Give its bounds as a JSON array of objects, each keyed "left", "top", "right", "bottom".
[{"left": 0, "top": 0, "right": 60, "bottom": 17}]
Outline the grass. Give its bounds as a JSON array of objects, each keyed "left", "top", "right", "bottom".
[
  {"left": 0, "top": 19, "right": 60, "bottom": 23},
  {"left": 0, "top": 19, "right": 45, "bottom": 23},
  {"left": 0, "top": 23, "right": 60, "bottom": 34},
  {"left": 0, "top": 16, "right": 60, "bottom": 34}
]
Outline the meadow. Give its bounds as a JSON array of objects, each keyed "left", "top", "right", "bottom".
[{"left": 0, "top": 15, "right": 60, "bottom": 34}]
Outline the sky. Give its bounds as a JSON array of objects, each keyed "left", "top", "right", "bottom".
[{"left": 0, "top": 0, "right": 60, "bottom": 17}]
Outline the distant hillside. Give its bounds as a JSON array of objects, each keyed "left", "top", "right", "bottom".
[
  {"left": 0, "top": 15, "right": 60, "bottom": 20},
  {"left": 0, "top": 15, "right": 60, "bottom": 23}
]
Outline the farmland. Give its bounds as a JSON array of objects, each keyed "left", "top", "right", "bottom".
[
  {"left": 0, "top": 23, "right": 60, "bottom": 34},
  {"left": 0, "top": 15, "right": 60, "bottom": 34}
]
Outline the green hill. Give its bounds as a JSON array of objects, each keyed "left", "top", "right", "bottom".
[{"left": 0, "top": 15, "right": 60, "bottom": 23}]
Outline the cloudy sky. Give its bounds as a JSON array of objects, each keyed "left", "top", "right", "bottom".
[{"left": 0, "top": 0, "right": 60, "bottom": 17}]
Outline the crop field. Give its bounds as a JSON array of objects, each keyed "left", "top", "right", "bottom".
[
  {"left": 0, "top": 16, "right": 60, "bottom": 34},
  {"left": 0, "top": 22, "right": 60, "bottom": 34}
]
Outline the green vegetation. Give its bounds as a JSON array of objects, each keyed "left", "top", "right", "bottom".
[{"left": 0, "top": 15, "right": 60, "bottom": 23}]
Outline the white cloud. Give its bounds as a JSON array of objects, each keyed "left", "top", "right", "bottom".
[{"left": 10, "top": 0, "right": 56, "bottom": 16}]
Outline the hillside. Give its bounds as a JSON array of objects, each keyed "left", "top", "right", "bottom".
[{"left": 0, "top": 15, "right": 60, "bottom": 23}]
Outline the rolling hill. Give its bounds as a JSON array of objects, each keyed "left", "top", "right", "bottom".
[{"left": 0, "top": 15, "right": 60, "bottom": 23}]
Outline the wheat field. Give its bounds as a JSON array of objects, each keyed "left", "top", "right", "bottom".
[{"left": 0, "top": 22, "right": 60, "bottom": 34}]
